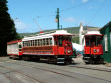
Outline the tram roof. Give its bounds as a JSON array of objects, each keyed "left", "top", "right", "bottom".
[
  {"left": 85, "top": 31, "right": 104, "bottom": 37},
  {"left": 85, "top": 34, "right": 104, "bottom": 37},
  {"left": 24, "top": 30, "right": 74, "bottom": 37},
  {"left": 7, "top": 39, "right": 22, "bottom": 45}
]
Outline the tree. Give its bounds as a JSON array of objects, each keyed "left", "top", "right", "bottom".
[{"left": 0, "top": 0, "right": 21, "bottom": 56}]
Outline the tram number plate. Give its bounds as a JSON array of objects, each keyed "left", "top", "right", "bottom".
[{"left": 97, "top": 49, "right": 99, "bottom": 52}]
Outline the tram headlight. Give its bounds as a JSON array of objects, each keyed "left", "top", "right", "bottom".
[
  {"left": 93, "top": 49, "right": 97, "bottom": 53},
  {"left": 67, "top": 50, "right": 71, "bottom": 53}
]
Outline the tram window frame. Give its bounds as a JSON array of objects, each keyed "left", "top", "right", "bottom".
[
  {"left": 97, "top": 37, "right": 102, "bottom": 46},
  {"left": 43, "top": 39, "right": 45, "bottom": 46},
  {"left": 49, "top": 38, "right": 52, "bottom": 45},
  {"left": 29, "top": 41, "right": 30, "bottom": 46},
  {"left": 38, "top": 40, "right": 40, "bottom": 46},
  {"left": 46, "top": 38, "right": 49, "bottom": 45},
  {"left": 85, "top": 37, "right": 90, "bottom": 46},
  {"left": 32, "top": 40, "right": 34, "bottom": 46},
  {"left": 39, "top": 39, "right": 42, "bottom": 46},
  {"left": 30, "top": 40, "right": 32, "bottom": 46}
]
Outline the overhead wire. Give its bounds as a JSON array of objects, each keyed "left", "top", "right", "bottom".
[
  {"left": 60, "top": 0, "right": 94, "bottom": 12},
  {"left": 87, "top": 0, "right": 107, "bottom": 25},
  {"left": 13, "top": 0, "right": 53, "bottom": 24}
]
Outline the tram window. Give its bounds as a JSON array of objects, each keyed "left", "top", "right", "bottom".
[
  {"left": 35, "top": 40, "right": 37, "bottom": 46},
  {"left": 40, "top": 39, "right": 42, "bottom": 46},
  {"left": 97, "top": 38, "right": 102, "bottom": 45},
  {"left": 46, "top": 38, "right": 49, "bottom": 45},
  {"left": 19, "top": 45, "right": 22, "bottom": 48},
  {"left": 68, "top": 36, "right": 71, "bottom": 42},
  {"left": 43, "top": 39, "right": 45, "bottom": 46},
  {"left": 31, "top": 40, "right": 32, "bottom": 46},
  {"left": 33, "top": 40, "right": 35, "bottom": 46},
  {"left": 28, "top": 41, "right": 30, "bottom": 46},
  {"left": 90, "top": 36, "right": 96, "bottom": 45},
  {"left": 59, "top": 36, "right": 62, "bottom": 46},
  {"left": 86, "top": 41, "right": 90, "bottom": 46},
  {"left": 38, "top": 40, "right": 40, "bottom": 46},
  {"left": 49, "top": 38, "right": 52, "bottom": 45},
  {"left": 23, "top": 42, "right": 24, "bottom": 47}
]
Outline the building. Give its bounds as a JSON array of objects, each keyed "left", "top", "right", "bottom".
[{"left": 99, "top": 21, "right": 111, "bottom": 63}]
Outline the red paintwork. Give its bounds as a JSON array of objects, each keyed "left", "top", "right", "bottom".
[
  {"left": 58, "top": 47, "right": 65, "bottom": 55},
  {"left": 7, "top": 34, "right": 73, "bottom": 57},
  {"left": 85, "top": 34, "right": 104, "bottom": 36},
  {"left": 19, "top": 52, "right": 23, "bottom": 55},
  {"left": 22, "top": 45, "right": 73, "bottom": 56},
  {"left": 84, "top": 45, "right": 103, "bottom": 55},
  {"left": 7, "top": 39, "right": 22, "bottom": 45},
  {"left": 84, "top": 46, "right": 90, "bottom": 54},
  {"left": 84, "top": 34, "right": 103, "bottom": 56}
]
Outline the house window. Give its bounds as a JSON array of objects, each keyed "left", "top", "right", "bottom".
[{"left": 105, "top": 35, "right": 108, "bottom": 51}]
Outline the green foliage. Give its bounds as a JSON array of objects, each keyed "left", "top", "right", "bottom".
[
  {"left": 72, "top": 37, "right": 79, "bottom": 44},
  {"left": 0, "top": 0, "right": 21, "bottom": 56}
]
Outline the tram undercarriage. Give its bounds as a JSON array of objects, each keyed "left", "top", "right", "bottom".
[
  {"left": 83, "top": 54, "right": 104, "bottom": 64},
  {"left": 47, "top": 55, "right": 72, "bottom": 65},
  {"left": 15, "top": 55, "right": 73, "bottom": 65}
]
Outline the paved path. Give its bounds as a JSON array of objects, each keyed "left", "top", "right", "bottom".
[{"left": 0, "top": 57, "right": 111, "bottom": 83}]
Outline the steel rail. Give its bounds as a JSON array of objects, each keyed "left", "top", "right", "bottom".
[
  {"left": 8, "top": 61, "right": 111, "bottom": 83},
  {"left": 0, "top": 65, "right": 44, "bottom": 83}
]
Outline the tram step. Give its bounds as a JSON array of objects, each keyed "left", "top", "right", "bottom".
[
  {"left": 57, "top": 62, "right": 65, "bottom": 63},
  {"left": 84, "top": 57, "right": 90, "bottom": 59},
  {"left": 57, "top": 58, "right": 65, "bottom": 60},
  {"left": 83, "top": 60, "right": 89, "bottom": 62}
]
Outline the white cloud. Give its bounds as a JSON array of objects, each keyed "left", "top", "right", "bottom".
[
  {"left": 14, "top": 19, "right": 30, "bottom": 30},
  {"left": 82, "top": 0, "right": 88, "bottom": 3},
  {"left": 70, "top": 0, "right": 74, "bottom": 4},
  {"left": 64, "top": 17, "right": 75, "bottom": 22},
  {"left": 88, "top": 6, "right": 93, "bottom": 9}
]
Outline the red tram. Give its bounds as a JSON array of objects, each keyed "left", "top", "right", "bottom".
[
  {"left": 83, "top": 32, "right": 104, "bottom": 64},
  {"left": 7, "top": 30, "right": 74, "bottom": 64}
]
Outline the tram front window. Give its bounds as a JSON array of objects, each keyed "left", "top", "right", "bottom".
[
  {"left": 58, "top": 36, "right": 72, "bottom": 46},
  {"left": 90, "top": 36, "right": 96, "bottom": 46},
  {"left": 97, "top": 38, "right": 102, "bottom": 45},
  {"left": 59, "top": 36, "right": 63, "bottom": 46}
]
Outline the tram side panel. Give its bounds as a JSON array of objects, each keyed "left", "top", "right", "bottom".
[
  {"left": 7, "top": 41, "right": 23, "bottom": 58},
  {"left": 7, "top": 43, "right": 19, "bottom": 56}
]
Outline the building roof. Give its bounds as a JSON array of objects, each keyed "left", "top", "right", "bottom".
[{"left": 82, "top": 28, "right": 100, "bottom": 35}]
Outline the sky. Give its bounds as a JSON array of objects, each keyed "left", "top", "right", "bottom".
[{"left": 7, "top": 0, "right": 111, "bottom": 33}]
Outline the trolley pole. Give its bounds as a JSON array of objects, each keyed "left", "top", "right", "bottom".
[{"left": 55, "top": 8, "right": 59, "bottom": 30}]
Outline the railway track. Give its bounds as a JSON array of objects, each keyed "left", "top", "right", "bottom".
[
  {"left": 0, "top": 71, "right": 17, "bottom": 83},
  {"left": 0, "top": 65, "right": 43, "bottom": 83},
  {"left": 5, "top": 61, "right": 111, "bottom": 83},
  {"left": 68, "top": 65, "right": 111, "bottom": 72}
]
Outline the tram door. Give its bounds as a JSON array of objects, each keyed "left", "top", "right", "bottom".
[
  {"left": 58, "top": 36, "right": 65, "bottom": 55},
  {"left": 85, "top": 37, "right": 91, "bottom": 54}
]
